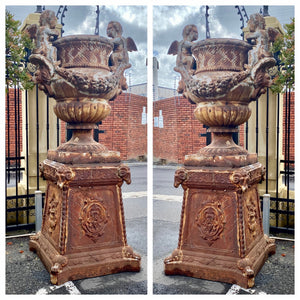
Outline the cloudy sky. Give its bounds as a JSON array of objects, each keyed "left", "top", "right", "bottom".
[
  {"left": 6, "top": 5, "right": 147, "bottom": 86},
  {"left": 5, "top": 4, "right": 295, "bottom": 90},
  {"left": 153, "top": 5, "right": 295, "bottom": 88}
]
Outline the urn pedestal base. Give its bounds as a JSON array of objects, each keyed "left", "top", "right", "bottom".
[
  {"left": 164, "top": 163, "right": 276, "bottom": 288},
  {"left": 29, "top": 159, "right": 140, "bottom": 285}
]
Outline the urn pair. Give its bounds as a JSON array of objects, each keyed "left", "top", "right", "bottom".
[{"left": 28, "top": 10, "right": 277, "bottom": 288}]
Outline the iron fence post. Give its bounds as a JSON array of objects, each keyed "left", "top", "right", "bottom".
[
  {"left": 35, "top": 190, "right": 43, "bottom": 232},
  {"left": 263, "top": 194, "right": 271, "bottom": 236}
]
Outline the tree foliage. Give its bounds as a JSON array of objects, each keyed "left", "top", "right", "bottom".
[
  {"left": 271, "top": 18, "right": 294, "bottom": 93},
  {"left": 5, "top": 10, "right": 34, "bottom": 90}
]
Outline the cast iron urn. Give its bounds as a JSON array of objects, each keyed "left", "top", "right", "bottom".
[
  {"left": 26, "top": 10, "right": 140, "bottom": 285},
  {"left": 164, "top": 14, "right": 278, "bottom": 288}
]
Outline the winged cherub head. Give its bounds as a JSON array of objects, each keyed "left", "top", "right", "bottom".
[
  {"left": 182, "top": 24, "right": 198, "bottom": 42},
  {"left": 39, "top": 10, "right": 57, "bottom": 29},
  {"left": 248, "top": 13, "right": 266, "bottom": 32},
  {"left": 107, "top": 21, "right": 123, "bottom": 38}
]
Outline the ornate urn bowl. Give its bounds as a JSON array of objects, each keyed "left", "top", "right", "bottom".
[
  {"left": 182, "top": 38, "right": 275, "bottom": 167},
  {"left": 165, "top": 16, "right": 278, "bottom": 288},
  {"left": 26, "top": 10, "right": 140, "bottom": 285},
  {"left": 29, "top": 34, "right": 123, "bottom": 164}
]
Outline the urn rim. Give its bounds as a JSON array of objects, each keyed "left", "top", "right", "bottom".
[
  {"left": 191, "top": 38, "right": 252, "bottom": 51},
  {"left": 53, "top": 34, "right": 114, "bottom": 48}
]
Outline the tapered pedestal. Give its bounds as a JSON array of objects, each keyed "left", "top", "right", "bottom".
[
  {"left": 29, "top": 159, "right": 140, "bottom": 285},
  {"left": 164, "top": 162, "right": 276, "bottom": 288}
]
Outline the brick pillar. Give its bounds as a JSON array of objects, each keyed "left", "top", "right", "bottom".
[
  {"left": 244, "top": 16, "right": 286, "bottom": 196},
  {"left": 19, "top": 12, "right": 62, "bottom": 194},
  {"left": 247, "top": 92, "right": 286, "bottom": 197},
  {"left": 20, "top": 88, "right": 59, "bottom": 193},
  {"left": 244, "top": 16, "right": 294, "bottom": 227}
]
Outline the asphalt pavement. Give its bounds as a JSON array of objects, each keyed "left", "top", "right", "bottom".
[{"left": 5, "top": 163, "right": 295, "bottom": 295}]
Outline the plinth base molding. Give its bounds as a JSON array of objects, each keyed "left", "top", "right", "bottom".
[
  {"left": 30, "top": 232, "right": 140, "bottom": 285},
  {"left": 164, "top": 234, "right": 275, "bottom": 288}
]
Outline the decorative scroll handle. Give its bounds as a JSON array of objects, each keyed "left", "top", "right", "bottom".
[
  {"left": 174, "top": 168, "right": 188, "bottom": 188},
  {"left": 118, "top": 165, "right": 131, "bottom": 185}
]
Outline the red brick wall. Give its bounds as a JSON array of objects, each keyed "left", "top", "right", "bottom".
[
  {"left": 176, "top": 97, "right": 206, "bottom": 163},
  {"left": 60, "top": 120, "right": 67, "bottom": 144},
  {"left": 98, "top": 93, "right": 147, "bottom": 160},
  {"left": 127, "top": 94, "right": 147, "bottom": 160},
  {"left": 5, "top": 89, "right": 22, "bottom": 159},
  {"left": 239, "top": 123, "right": 245, "bottom": 148},
  {"left": 153, "top": 96, "right": 206, "bottom": 164},
  {"left": 153, "top": 98, "right": 178, "bottom": 162}
]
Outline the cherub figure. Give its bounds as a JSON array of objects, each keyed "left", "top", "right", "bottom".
[
  {"left": 26, "top": 10, "right": 60, "bottom": 64},
  {"left": 168, "top": 24, "right": 198, "bottom": 93},
  {"left": 245, "top": 13, "right": 280, "bottom": 67},
  {"left": 107, "top": 21, "right": 137, "bottom": 90},
  {"left": 245, "top": 13, "right": 280, "bottom": 100}
]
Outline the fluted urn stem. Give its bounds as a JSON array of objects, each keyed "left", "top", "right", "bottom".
[{"left": 184, "top": 102, "right": 256, "bottom": 167}]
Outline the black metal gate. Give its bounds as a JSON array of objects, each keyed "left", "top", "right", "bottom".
[
  {"left": 244, "top": 87, "right": 295, "bottom": 236},
  {"left": 5, "top": 83, "right": 62, "bottom": 233}
]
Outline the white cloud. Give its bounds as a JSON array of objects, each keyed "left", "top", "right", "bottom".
[
  {"left": 105, "top": 6, "right": 147, "bottom": 29},
  {"left": 153, "top": 6, "right": 199, "bottom": 32},
  {"left": 208, "top": 6, "right": 240, "bottom": 39}
]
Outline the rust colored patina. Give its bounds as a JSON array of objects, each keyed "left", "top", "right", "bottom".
[
  {"left": 165, "top": 14, "right": 277, "bottom": 288},
  {"left": 27, "top": 10, "right": 140, "bottom": 285}
]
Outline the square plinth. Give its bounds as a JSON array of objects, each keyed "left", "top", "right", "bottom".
[
  {"left": 164, "top": 163, "right": 276, "bottom": 288},
  {"left": 29, "top": 159, "right": 140, "bottom": 285}
]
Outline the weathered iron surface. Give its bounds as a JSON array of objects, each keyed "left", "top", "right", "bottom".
[
  {"left": 165, "top": 14, "right": 278, "bottom": 288},
  {"left": 30, "top": 160, "right": 140, "bottom": 285},
  {"left": 165, "top": 164, "right": 275, "bottom": 288},
  {"left": 27, "top": 10, "right": 140, "bottom": 284}
]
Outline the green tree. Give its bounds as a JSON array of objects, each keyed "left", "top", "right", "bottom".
[
  {"left": 5, "top": 10, "right": 34, "bottom": 90},
  {"left": 271, "top": 18, "right": 294, "bottom": 93}
]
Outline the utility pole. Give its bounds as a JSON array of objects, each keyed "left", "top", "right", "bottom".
[
  {"left": 205, "top": 6, "right": 210, "bottom": 39},
  {"left": 95, "top": 5, "right": 100, "bottom": 35}
]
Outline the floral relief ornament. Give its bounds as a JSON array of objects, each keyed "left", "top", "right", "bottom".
[
  {"left": 79, "top": 198, "right": 108, "bottom": 242},
  {"left": 48, "top": 194, "right": 59, "bottom": 234},
  {"left": 195, "top": 201, "right": 225, "bottom": 246}
]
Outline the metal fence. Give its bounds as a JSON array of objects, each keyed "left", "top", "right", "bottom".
[
  {"left": 244, "top": 87, "right": 295, "bottom": 236},
  {"left": 5, "top": 84, "right": 57, "bottom": 233}
]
